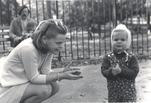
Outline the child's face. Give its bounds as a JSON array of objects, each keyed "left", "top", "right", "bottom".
[
  {"left": 44, "top": 34, "right": 66, "bottom": 54},
  {"left": 112, "top": 30, "right": 128, "bottom": 51}
]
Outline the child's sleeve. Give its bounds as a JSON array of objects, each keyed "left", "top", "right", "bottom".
[
  {"left": 101, "top": 55, "right": 114, "bottom": 79},
  {"left": 118, "top": 55, "right": 139, "bottom": 80}
]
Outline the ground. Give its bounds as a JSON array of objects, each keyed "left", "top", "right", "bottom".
[
  {"left": 136, "top": 60, "right": 151, "bottom": 103},
  {"left": 43, "top": 60, "right": 151, "bottom": 103}
]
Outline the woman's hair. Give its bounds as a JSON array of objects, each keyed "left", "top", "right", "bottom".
[
  {"left": 31, "top": 19, "right": 67, "bottom": 54},
  {"left": 18, "top": 5, "right": 30, "bottom": 15},
  {"left": 111, "top": 24, "right": 131, "bottom": 49}
]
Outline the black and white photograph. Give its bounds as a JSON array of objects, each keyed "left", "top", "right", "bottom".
[{"left": 0, "top": 0, "right": 151, "bottom": 103}]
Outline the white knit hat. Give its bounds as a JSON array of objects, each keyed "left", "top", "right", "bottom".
[{"left": 111, "top": 24, "right": 131, "bottom": 49}]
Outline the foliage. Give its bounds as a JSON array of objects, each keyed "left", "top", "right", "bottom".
[
  {"left": 62, "top": 0, "right": 146, "bottom": 28},
  {"left": 0, "top": 0, "right": 147, "bottom": 27},
  {"left": 116, "top": 0, "right": 146, "bottom": 21},
  {"left": 65, "top": 0, "right": 110, "bottom": 27},
  {"left": 0, "top": 0, "right": 19, "bottom": 25}
]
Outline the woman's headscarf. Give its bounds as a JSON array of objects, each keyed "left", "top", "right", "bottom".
[{"left": 111, "top": 24, "right": 131, "bottom": 49}]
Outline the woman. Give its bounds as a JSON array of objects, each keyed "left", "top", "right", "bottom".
[{"left": 0, "top": 19, "right": 83, "bottom": 103}]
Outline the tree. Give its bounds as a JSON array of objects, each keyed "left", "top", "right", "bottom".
[
  {"left": 116, "top": 0, "right": 146, "bottom": 21},
  {"left": 0, "top": 0, "right": 19, "bottom": 25}
]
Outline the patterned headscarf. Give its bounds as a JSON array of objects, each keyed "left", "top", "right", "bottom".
[{"left": 111, "top": 24, "right": 131, "bottom": 49}]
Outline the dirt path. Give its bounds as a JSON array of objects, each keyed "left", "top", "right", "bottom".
[
  {"left": 44, "top": 64, "right": 107, "bottom": 103},
  {"left": 136, "top": 60, "right": 151, "bottom": 102}
]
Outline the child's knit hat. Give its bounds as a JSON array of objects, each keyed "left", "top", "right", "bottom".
[{"left": 111, "top": 24, "right": 131, "bottom": 49}]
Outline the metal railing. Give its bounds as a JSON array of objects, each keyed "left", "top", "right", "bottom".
[{"left": 0, "top": 0, "right": 151, "bottom": 60}]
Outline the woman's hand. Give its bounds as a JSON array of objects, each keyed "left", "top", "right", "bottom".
[
  {"left": 63, "top": 67, "right": 80, "bottom": 72},
  {"left": 60, "top": 68, "right": 83, "bottom": 80},
  {"left": 46, "top": 68, "right": 83, "bottom": 83}
]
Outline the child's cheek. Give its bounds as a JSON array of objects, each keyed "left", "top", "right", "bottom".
[
  {"left": 122, "top": 43, "right": 127, "bottom": 49},
  {"left": 112, "top": 43, "right": 117, "bottom": 50}
]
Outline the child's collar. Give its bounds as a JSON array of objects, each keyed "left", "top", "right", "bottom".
[
  {"left": 111, "top": 50, "right": 129, "bottom": 62},
  {"left": 113, "top": 49, "right": 127, "bottom": 55}
]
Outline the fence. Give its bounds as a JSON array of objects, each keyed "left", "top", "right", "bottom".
[{"left": 0, "top": 0, "right": 151, "bottom": 60}]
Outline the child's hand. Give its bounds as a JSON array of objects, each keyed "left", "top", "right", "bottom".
[{"left": 112, "top": 63, "right": 121, "bottom": 75}]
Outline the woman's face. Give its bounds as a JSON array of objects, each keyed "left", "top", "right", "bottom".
[
  {"left": 112, "top": 30, "right": 128, "bottom": 51},
  {"left": 44, "top": 34, "right": 66, "bottom": 54}
]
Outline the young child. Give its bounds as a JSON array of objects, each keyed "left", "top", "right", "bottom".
[{"left": 101, "top": 24, "right": 139, "bottom": 102}]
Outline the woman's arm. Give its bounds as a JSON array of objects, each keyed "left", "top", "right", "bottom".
[
  {"left": 20, "top": 46, "right": 47, "bottom": 84},
  {"left": 20, "top": 46, "right": 82, "bottom": 84},
  {"left": 46, "top": 70, "right": 83, "bottom": 83}
]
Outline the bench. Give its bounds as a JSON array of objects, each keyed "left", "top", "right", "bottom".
[{"left": 0, "top": 26, "right": 12, "bottom": 54}]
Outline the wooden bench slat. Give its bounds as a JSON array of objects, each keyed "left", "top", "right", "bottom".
[
  {"left": 0, "top": 32, "right": 9, "bottom": 35},
  {"left": 0, "top": 38, "right": 9, "bottom": 42},
  {"left": 0, "top": 26, "right": 9, "bottom": 30}
]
